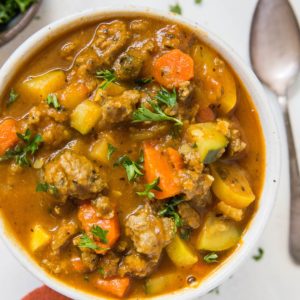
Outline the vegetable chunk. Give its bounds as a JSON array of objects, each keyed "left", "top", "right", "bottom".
[
  {"left": 145, "top": 273, "right": 178, "bottom": 295},
  {"left": 30, "top": 224, "right": 51, "bottom": 252},
  {"left": 71, "top": 100, "right": 102, "bottom": 134},
  {"left": 210, "top": 162, "right": 255, "bottom": 208},
  {"left": 0, "top": 119, "right": 18, "bottom": 155},
  {"left": 93, "top": 277, "right": 130, "bottom": 298},
  {"left": 20, "top": 70, "right": 66, "bottom": 102}
]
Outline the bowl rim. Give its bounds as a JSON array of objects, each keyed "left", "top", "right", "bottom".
[{"left": 0, "top": 5, "right": 281, "bottom": 300}]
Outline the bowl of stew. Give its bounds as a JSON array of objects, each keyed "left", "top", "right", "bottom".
[{"left": 0, "top": 6, "right": 280, "bottom": 300}]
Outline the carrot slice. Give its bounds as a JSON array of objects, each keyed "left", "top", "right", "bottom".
[
  {"left": 143, "top": 142, "right": 181, "bottom": 199},
  {"left": 197, "top": 107, "right": 216, "bottom": 123},
  {"left": 0, "top": 118, "right": 18, "bottom": 156},
  {"left": 167, "top": 147, "right": 184, "bottom": 171},
  {"left": 78, "top": 204, "right": 120, "bottom": 254},
  {"left": 152, "top": 49, "right": 194, "bottom": 88},
  {"left": 93, "top": 277, "right": 130, "bottom": 298}
]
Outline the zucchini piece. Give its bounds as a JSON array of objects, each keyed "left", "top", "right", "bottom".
[
  {"left": 186, "top": 123, "right": 228, "bottom": 163},
  {"left": 166, "top": 234, "right": 198, "bottom": 267},
  {"left": 71, "top": 100, "right": 102, "bottom": 135},
  {"left": 196, "top": 213, "right": 241, "bottom": 251},
  {"left": 210, "top": 162, "right": 255, "bottom": 208},
  {"left": 20, "top": 70, "right": 66, "bottom": 102},
  {"left": 30, "top": 224, "right": 51, "bottom": 252},
  {"left": 145, "top": 273, "right": 178, "bottom": 295}
]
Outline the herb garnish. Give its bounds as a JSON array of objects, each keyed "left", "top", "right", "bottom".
[
  {"left": 91, "top": 225, "right": 109, "bottom": 244},
  {"left": 107, "top": 143, "right": 117, "bottom": 160},
  {"left": 195, "top": 0, "right": 203, "bottom": 4},
  {"left": 155, "top": 88, "right": 177, "bottom": 108},
  {"left": 252, "top": 247, "right": 264, "bottom": 261},
  {"left": 96, "top": 70, "right": 117, "bottom": 90},
  {"left": 46, "top": 94, "right": 61, "bottom": 110},
  {"left": 135, "top": 77, "right": 153, "bottom": 85},
  {"left": 36, "top": 182, "right": 58, "bottom": 195},
  {"left": 169, "top": 3, "right": 182, "bottom": 15},
  {"left": 0, "top": 129, "right": 43, "bottom": 166},
  {"left": 132, "top": 100, "right": 182, "bottom": 125},
  {"left": 114, "top": 153, "right": 144, "bottom": 181},
  {"left": 98, "top": 267, "right": 105, "bottom": 276},
  {"left": 7, "top": 89, "right": 18, "bottom": 107},
  {"left": 78, "top": 234, "right": 100, "bottom": 250},
  {"left": 158, "top": 196, "right": 183, "bottom": 227},
  {"left": 137, "top": 177, "right": 161, "bottom": 199},
  {"left": 203, "top": 252, "right": 218, "bottom": 263}
]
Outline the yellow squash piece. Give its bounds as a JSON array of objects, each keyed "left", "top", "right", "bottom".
[
  {"left": 166, "top": 234, "right": 198, "bottom": 267},
  {"left": 30, "top": 224, "right": 51, "bottom": 252},
  {"left": 71, "top": 100, "right": 102, "bottom": 135},
  {"left": 186, "top": 123, "right": 228, "bottom": 164},
  {"left": 20, "top": 70, "right": 66, "bottom": 102},
  {"left": 210, "top": 162, "right": 255, "bottom": 208},
  {"left": 145, "top": 273, "right": 179, "bottom": 295},
  {"left": 196, "top": 213, "right": 241, "bottom": 251},
  {"left": 89, "top": 135, "right": 115, "bottom": 165}
]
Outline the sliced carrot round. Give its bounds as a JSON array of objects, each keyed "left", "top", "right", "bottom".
[
  {"left": 0, "top": 118, "right": 18, "bottom": 156},
  {"left": 152, "top": 49, "right": 194, "bottom": 88}
]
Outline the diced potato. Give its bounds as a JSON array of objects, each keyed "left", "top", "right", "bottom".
[
  {"left": 210, "top": 162, "right": 255, "bottom": 208},
  {"left": 71, "top": 100, "right": 102, "bottom": 135},
  {"left": 105, "top": 82, "right": 126, "bottom": 96},
  {"left": 89, "top": 135, "right": 114, "bottom": 165},
  {"left": 196, "top": 213, "right": 241, "bottom": 251},
  {"left": 30, "top": 224, "right": 51, "bottom": 252},
  {"left": 145, "top": 273, "right": 178, "bottom": 295},
  {"left": 217, "top": 201, "right": 244, "bottom": 222},
  {"left": 20, "top": 70, "right": 66, "bottom": 102},
  {"left": 186, "top": 123, "right": 228, "bottom": 163},
  {"left": 166, "top": 234, "right": 198, "bottom": 267},
  {"left": 59, "top": 83, "right": 89, "bottom": 110}
]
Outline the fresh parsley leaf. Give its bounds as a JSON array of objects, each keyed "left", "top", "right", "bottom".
[
  {"left": 107, "top": 144, "right": 117, "bottom": 160},
  {"left": 137, "top": 177, "right": 162, "bottom": 199},
  {"left": 91, "top": 225, "right": 109, "bottom": 244},
  {"left": 252, "top": 247, "right": 264, "bottom": 261},
  {"left": 169, "top": 3, "right": 182, "bottom": 15},
  {"left": 96, "top": 70, "right": 117, "bottom": 90},
  {"left": 0, "top": 129, "right": 43, "bottom": 166},
  {"left": 114, "top": 155, "right": 144, "bottom": 181},
  {"left": 195, "top": 0, "right": 203, "bottom": 4},
  {"left": 132, "top": 100, "right": 182, "bottom": 126},
  {"left": 203, "top": 252, "right": 218, "bottom": 263},
  {"left": 158, "top": 196, "right": 183, "bottom": 227},
  {"left": 36, "top": 182, "right": 58, "bottom": 195},
  {"left": 46, "top": 94, "right": 61, "bottom": 110},
  {"left": 98, "top": 267, "right": 105, "bottom": 276},
  {"left": 155, "top": 88, "right": 177, "bottom": 108},
  {"left": 7, "top": 89, "right": 19, "bottom": 107},
  {"left": 135, "top": 77, "right": 153, "bottom": 85},
  {"left": 78, "top": 234, "right": 100, "bottom": 251},
  {"left": 15, "top": 0, "right": 36, "bottom": 13}
]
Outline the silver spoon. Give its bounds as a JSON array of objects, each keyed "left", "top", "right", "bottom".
[{"left": 250, "top": 0, "right": 300, "bottom": 263}]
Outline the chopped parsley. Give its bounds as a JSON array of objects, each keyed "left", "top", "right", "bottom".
[
  {"left": 132, "top": 100, "right": 182, "bottom": 126},
  {"left": 155, "top": 88, "right": 177, "bottom": 108},
  {"left": 169, "top": 3, "right": 182, "bottom": 15},
  {"left": 114, "top": 153, "right": 144, "bottom": 181},
  {"left": 203, "top": 252, "right": 218, "bottom": 263},
  {"left": 158, "top": 196, "right": 183, "bottom": 227},
  {"left": 137, "top": 177, "right": 161, "bottom": 199},
  {"left": 195, "top": 0, "right": 203, "bottom": 4},
  {"left": 107, "top": 143, "right": 117, "bottom": 160},
  {"left": 96, "top": 70, "right": 117, "bottom": 90},
  {"left": 78, "top": 234, "right": 100, "bottom": 251},
  {"left": 91, "top": 225, "right": 109, "bottom": 244},
  {"left": 7, "top": 89, "right": 18, "bottom": 107},
  {"left": 46, "top": 94, "right": 61, "bottom": 110},
  {"left": 252, "top": 247, "right": 264, "bottom": 261},
  {"left": 135, "top": 77, "right": 153, "bottom": 85},
  {"left": 36, "top": 182, "right": 58, "bottom": 195},
  {"left": 0, "top": 129, "right": 43, "bottom": 166},
  {"left": 98, "top": 267, "right": 105, "bottom": 276}
]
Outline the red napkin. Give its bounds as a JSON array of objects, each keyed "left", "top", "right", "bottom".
[{"left": 22, "top": 285, "right": 71, "bottom": 300}]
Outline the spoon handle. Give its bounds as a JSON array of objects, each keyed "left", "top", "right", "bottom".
[{"left": 280, "top": 96, "right": 300, "bottom": 263}]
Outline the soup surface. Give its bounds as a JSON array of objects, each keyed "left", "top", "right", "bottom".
[{"left": 0, "top": 15, "right": 265, "bottom": 299}]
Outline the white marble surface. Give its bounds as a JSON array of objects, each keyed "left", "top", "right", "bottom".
[{"left": 0, "top": 0, "right": 300, "bottom": 299}]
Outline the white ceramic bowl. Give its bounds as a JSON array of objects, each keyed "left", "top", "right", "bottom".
[{"left": 0, "top": 6, "right": 281, "bottom": 300}]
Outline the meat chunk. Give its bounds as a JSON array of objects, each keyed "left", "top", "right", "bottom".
[
  {"left": 51, "top": 219, "right": 79, "bottom": 251},
  {"left": 98, "top": 251, "right": 121, "bottom": 278},
  {"left": 81, "top": 251, "right": 99, "bottom": 272},
  {"left": 178, "top": 202, "right": 201, "bottom": 229},
  {"left": 43, "top": 150, "right": 107, "bottom": 201},
  {"left": 113, "top": 40, "right": 155, "bottom": 81},
  {"left": 156, "top": 25, "right": 182, "bottom": 50},
  {"left": 118, "top": 251, "right": 157, "bottom": 278},
  {"left": 92, "top": 196, "right": 115, "bottom": 219},
  {"left": 41, "top": 123, "right": 72, "bottom": 147},
  {"left": 96, "top": 90, "right": 141, "bottom": 130},
  {"left": 191, "top": 190, "right": 213, "bottom": 210},
  {"left": 178, "top": 81, "right": 194, "bottom": 103},
  {"left": 179, "top": 143, "right": 203, "bottom": 173},
  {"left": 125, "top": 204, "right": 175, "bottom": 259}
]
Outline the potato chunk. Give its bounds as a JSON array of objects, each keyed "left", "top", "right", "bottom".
[
  {"left": 30, "top": 224, "right": 51, "bottom": 252},
  {"left": 20, "top": 70, "right": 66, "bottom": 102},
  {"left": 145, "top": 273, "right": 178, "bottom": 295},
  {"left": 71, "top": 100, "right": 102, "bottom": 134},
  {"left": 89, "top": 135, "right": 115, "bottom": 165}
]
